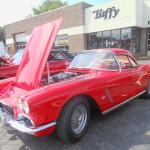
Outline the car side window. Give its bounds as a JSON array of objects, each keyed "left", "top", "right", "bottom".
[
  {"left": 128, "top": 57, "right": 138, "bottom": 67},
  {"left": 103, "top": 54, "right": 118, "bottom": 70},
  {"left": 117, "top": 55, "right": 132, "bottom": 69},
  {"left": 96, "top": 53, "right": 119, "bottom": 70}
]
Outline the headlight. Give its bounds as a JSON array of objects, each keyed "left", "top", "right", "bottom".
[
  {"left": 23, "top": 101, "right": 29, "bottom": 113},
  {"left": 18, "top": 98, "right": 23, "bottom": 110}
]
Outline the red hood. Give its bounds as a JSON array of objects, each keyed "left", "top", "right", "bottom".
[{"left": 15, "top": 19, "right": 62, "bottom": 90}]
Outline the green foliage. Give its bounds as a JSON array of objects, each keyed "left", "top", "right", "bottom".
[
  {"left": 32, "top": 0, "right": 68, "bottom": 15},
  {"left": 0, "top": 27, "right": 5, "bottom": 43}
]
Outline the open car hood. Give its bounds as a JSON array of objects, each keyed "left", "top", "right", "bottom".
[{"left": 15, "top": 19, "right": 62, "bottom": 90}]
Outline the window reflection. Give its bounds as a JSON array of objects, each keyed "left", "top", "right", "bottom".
[
  {"left": 96, "top": 32, "right": 103, "bottom": 48},
  {"left": 88, "top": 34, "right": 97, "bottom": 49},
  {"left": 54, "top": 34, "right": 69, "bottom": 51},
  {"left": 111, "top": 30, "right": 120, "bottom": 48},
  {"left": 103, "top": 31, "right": 111, "bottom": 48},
  {"left": 14, "top": 32, "right": 27, "bottom": 50},
  {"left": 148, "top": 28, "right": 150, "bottom": 52},
  {"left": 87, "top": 27, "right": 141, "bottom": 54},
  {"left": 121, "top": 28, "right": 131, "bottom": 51}
]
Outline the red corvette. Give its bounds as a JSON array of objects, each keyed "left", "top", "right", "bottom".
[{"left": 0, "top": 19, "right": 150, "bottom": 143}]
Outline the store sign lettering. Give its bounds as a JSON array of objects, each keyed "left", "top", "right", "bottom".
[
  {"left": 93, "top": 7, "right": 119, "bottom": 20},
  {"left": 148, "top": 21, "right": 150, "bottom": 25}
]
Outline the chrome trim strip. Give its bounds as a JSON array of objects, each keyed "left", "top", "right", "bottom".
[
  {"left": 112, "top": 54, "right": 121, "bottom": 72},
  {"left": 106, "top": 88, "right": 114, "bottom": 102},
  {"left": 102, "top": 90, "right": 146, "bottom": 115},
  {"left": 8, "top": 120, "right": 56, "bottom": 134},
  {"left": 0, "top": 109, "right": 56, "bottom": 134}
]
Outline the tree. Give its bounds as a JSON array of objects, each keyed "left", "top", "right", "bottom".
[
  {"left": 32, "top": 0, "right": 68, "bottom": 15},
  {"left": 0, "top": 27, "right": 5, "bottom": 43}
]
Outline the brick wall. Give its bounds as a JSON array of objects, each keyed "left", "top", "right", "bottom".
[{"left": 69, "top": 34, "right": 87, "bottom": 52}]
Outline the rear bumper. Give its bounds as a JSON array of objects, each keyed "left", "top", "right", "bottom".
[{"left": 0, "top": 108, "right": 56, "bottom": 135}]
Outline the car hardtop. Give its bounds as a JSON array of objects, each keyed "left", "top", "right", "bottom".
[
  {"left": 79, "top": 48, "right": 133, "bottom": 56},
  {"left": 78, "top": 48, "right": 137, "bottom": 63}
]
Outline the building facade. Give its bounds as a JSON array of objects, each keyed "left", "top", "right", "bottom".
[{"left": 4, "top": 0, "right": 150, "bottom": 57}]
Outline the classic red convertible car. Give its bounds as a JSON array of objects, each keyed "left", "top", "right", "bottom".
[
  {"left": 0, "top": 19, "right": 150, "bottom": 143},
  {"left": 0, "top": 49, "right": 73, "bottom": 79}
]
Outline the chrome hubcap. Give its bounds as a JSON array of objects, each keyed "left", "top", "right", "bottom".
[{"left": 71, "top": 104, "right": 87, "bottom": 134}]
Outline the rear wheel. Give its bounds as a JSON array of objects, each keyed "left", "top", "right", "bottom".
[
  {"left": 56, "top": 97, "right": 90, "bottom": 143},
  {"left": 143, "top": 79, "right": 150, "bottom": 99}
]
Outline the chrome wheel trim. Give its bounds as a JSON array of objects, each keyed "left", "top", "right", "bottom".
[{"left": 71, "top": 104, "right": 88, "bottom": 135}]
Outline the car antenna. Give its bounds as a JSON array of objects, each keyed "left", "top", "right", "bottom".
[{"left": 47, "top": 61, "right": 51, "bottom": 84}]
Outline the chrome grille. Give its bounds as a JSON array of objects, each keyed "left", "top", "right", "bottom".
[{"left": 0, "top": 103, "right": 14, "bottom": 119}]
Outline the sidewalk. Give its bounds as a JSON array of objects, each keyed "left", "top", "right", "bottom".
[{"left": 137, "top": 60, "right": 150, "bottom": 64}]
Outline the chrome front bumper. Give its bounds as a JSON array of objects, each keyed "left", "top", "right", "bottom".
[{"left": 0, "top": 108, "right": 56, "bottom": 134}]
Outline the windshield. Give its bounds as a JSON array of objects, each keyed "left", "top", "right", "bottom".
[
  {"left": 69, "top": 51, "right": 119, "bottom": 70},
  {"left": 9, "top": 50, "right": 24, "bottom": 64}
]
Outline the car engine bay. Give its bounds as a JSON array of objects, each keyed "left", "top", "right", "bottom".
[{"left": 41, "top": 71, "right": 84, "bottom": 85}]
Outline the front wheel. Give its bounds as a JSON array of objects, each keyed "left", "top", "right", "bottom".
[
  {"left": 56, "top": 97, "right": 90, "bottom": 143},
  {"left": 143, "top": 79, "right": 150, "bottom": 99}
]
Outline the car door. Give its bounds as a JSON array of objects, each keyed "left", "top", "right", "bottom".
[
  {"left": 0, "top": 65, "right": 18, "bottom": 79},
  {"left": 117, "top": 55, "right": 146, "bottom": 101},
  {"left": 95, "top": 52, "right": 124, "bottom": 109}
]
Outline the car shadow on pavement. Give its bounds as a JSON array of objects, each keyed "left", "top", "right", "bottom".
[{"left": 2, "top": 98, "right": 150, "bottom": 150}]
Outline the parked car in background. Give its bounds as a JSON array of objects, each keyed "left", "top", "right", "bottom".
[
  {"left": 48, "top": 49, "right": 73, "bottom": 70},
  {"left": 1, "top": 54, "right": 12, "bottom": 61},
  {"left": 69, "top": 52, "right": 77, "bottom": 57},
  {"left": 0, "top": 48, "right": 73, "bottom": 79},
  {"left": 9, "top": 49, "right": 24, "bottom": 65},
  {"left": 0, "top": 19, "right": 150, "bottom": 144},
  {"left": 0, "top": 57, "right": 9, "bottom": 67},
  {"left": 0, "top": 50, "right": 24, "bottom": 79}
]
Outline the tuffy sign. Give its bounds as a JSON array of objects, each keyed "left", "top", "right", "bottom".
[{"left": 93, "top": 7, "right": 119, "bottom": 20}]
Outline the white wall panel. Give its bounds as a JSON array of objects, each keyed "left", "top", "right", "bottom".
[{"left": 84, "top": 0, "right": 146, "bottom": 33}]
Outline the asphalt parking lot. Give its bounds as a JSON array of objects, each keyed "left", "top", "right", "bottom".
[{"left": 0, "top": 60, "right": 150, "bottom": 150}]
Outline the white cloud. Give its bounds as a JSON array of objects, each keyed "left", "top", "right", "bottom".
[
  {"left": 0, "top": 0, "right": 42, "bottom": 26},
  {"left": 0, "top": 0, "right": 112, "bottom": 27}
]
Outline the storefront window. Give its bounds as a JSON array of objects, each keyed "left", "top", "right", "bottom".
[
  {"left": 96, "top": 32, "right": 103, "bottom": 48},
  {"left": 87, "top": 27, "right": 141, "bottom": 53},
  {"left": 121, "top": 28, "right": 132, "bottom": 51},
  {"left": 88, "top": 33, "right": 97, "bottom": 49},
  {"left": 148, "top": 28, "right": 150, "bottom": 51},
  {"left": 14, "top": 32, "right": 27, "bottom": 51},
  {"left": 54, "top": 34, "right": 69, "bottom": 51},
  {"left": 111, "top": 30, "right": 121, "bottom": 48},
  {"left": 103, "top": 31, "right": 111, "bottom": 48}
]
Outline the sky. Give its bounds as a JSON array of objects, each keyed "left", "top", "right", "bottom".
[{"left": 0, "top": 0, "right": 112, "bottom": 27}]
